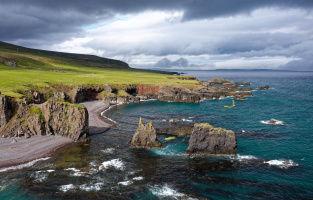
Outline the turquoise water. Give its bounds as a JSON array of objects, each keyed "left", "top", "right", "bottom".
[{"left": 0, "top": 71, "right": 313, "bottom": 199}]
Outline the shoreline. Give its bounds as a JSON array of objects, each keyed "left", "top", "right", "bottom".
[
  {"left": 0, "top": 136, "right": 74, "bottom": 173},
  {"left": 0, "top": 100, "right": 114, "bottom": 173}
]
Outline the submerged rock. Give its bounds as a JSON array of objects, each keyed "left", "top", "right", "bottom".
[
  {"left": 131, "top": 118, "right": 163, "bottom": 148},
  {"left": 186, "top": 123, "right": 237, "bottom": 155},
  {"left": 258, "top": 86, "right": 270, "bottom": 90}
]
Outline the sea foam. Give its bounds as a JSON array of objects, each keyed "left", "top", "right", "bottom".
[
  {"left": 264, "top": 159, "right": 298, "bottom": 168},
  {"left": 260, "top": 119, "right": 286, "bottom": 125},
  {"left": 149, "top": 184, "right": 196, "bottom": 200},
  {"left": 0, "top": 157, "right": 50, "bottom": 173},
  {"left": 100, "top": 158, "right": 124, "bottom": 170}
]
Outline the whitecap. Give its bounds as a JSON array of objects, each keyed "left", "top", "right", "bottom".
[
  {"left": 60, "top": 184, "right": 76, "bottom": 192},
  {"left": 100, "top": 159, "right": 124, "bottom": 170},
  {"left": 0, "top": 157, "right": 50, "bottom": 173},
  {"left": 118, "top": 180, "right": 133, "bottom": 186},
  {"left": 101, "top": 148, "right": 115, "bottom": 154},
  {"left": 79, "top": 183, "right": 103, "bottom": 191},
  {"left": 181, "top": 118, "right": 194, "bottom": 122},
  {"left": 46, "top": 170, "right": 55, "bottom": 172},
  {"left": 149, "top": 184, "right": 196, "bottom": 200},
  {"left": 162, "top": 119, "right": 167, "bottom": 122},
  {"left": 264, "top": 159, "right": 298, "bottom": 168},
  {"left": 33, "top": 171, "right": 48, "bottom": 182},
  {"left": 133, "top": 176, "right": 144, "bottom": 180},
  {"left": 260, "top": 119, "right": 286, "bottom": 125}
]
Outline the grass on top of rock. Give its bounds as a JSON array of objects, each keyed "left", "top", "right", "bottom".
[
  {"left": 194, "top": 123, "right": 214, "bottom": 129},
  {"left": 0, "top": 41, "right": 199, "bottom": 98}
]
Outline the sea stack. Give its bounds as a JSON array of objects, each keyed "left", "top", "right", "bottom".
[
  {"left": 186, "top": 123, "right": 237, "bottom": 155},
  {"left": 131, "top": 118, "right": 163, "bottom": 148}
]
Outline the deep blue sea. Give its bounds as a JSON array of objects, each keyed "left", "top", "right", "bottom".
[{"left": 1, "top": 70, "right": 313, "bottom": 199}]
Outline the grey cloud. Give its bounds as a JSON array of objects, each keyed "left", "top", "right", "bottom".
[{"left": 1, "top": 0, "right": 313, "bottom": 46}]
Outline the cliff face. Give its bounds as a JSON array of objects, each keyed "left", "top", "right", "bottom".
[
  {"left": 0, "top": 99, "right": 88, "bottom": 141},
  {"left": 0, "top": 95, "right": 14, "bottom": 128}
]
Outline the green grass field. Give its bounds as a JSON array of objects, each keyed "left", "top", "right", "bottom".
[{"left": 0, "top": 41, "right": 199, "bottom": 98}]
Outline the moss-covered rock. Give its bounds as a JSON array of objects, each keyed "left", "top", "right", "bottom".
[
  {"left": 131, "top": 118, "right": 163, "bottom": 148},
  {"left": 186, "top": 123, "right": 237, "bottom": 155}
]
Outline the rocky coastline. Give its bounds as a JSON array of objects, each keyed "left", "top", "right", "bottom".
[{"left": 0, "top": 77, "right": 255, "bottom": 171}]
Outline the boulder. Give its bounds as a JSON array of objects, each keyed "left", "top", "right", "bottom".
[
  {"left": 186, "top": 123, "right": 237, "bottom": 155},
  {"left": 131, "top": 118, "right": 163, "bottom": 148}
]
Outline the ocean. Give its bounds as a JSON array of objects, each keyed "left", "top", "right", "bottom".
[{"left": 0, "top": 70, "right": 313, "bottom": 199}]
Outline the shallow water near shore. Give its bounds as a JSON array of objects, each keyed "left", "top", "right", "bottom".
[{"left": 1, "top": 70, "right": 313, "bottom": 199}]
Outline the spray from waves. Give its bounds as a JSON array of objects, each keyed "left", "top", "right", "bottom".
[
  {"left": 0, "top": 157, "right": 50, "bottom": 173},
  {"left": 149, "top": 184, "right": 197, "bottom": 200},
  {"left": 59, "top": 184, "right": 76, "bottom": 192},
  {"left": 264, "top": 159, "right": 298, "bottom": 168},
  {"left": 118, "top": 180, "right": 133, "bottom": 186},
  {"left": 260, "top": 119, "right": 286, "bottom": 125},
  {"left": 100, "top": 158, "right": 125, "bottom": 170}
]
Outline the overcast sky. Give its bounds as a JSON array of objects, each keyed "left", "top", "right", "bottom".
[{"left": 1, "top": 0, "right": 313, "bottom": 70}]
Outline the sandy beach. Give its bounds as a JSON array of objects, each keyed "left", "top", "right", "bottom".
[{"left": 0, "top": 100, "right": 112, "bottom": 172}]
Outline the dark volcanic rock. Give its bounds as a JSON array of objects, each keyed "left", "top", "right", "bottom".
[
  {"left": 186, "top": 123, "right": 237, "bottom": 155},
  {"left": 131, "top": 118, "right": 163, "bottom": 148}
]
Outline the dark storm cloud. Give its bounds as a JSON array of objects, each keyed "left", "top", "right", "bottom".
[{"left": 1, "top": 0, "right": 313, "bottom": 45}]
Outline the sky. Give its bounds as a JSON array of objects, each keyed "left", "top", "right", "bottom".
[{"left": 1, "top": 0, "right": 313, "bottom": 71}]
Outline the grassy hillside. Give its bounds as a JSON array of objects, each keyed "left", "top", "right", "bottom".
[{"left": 0, "top": 41, "right": 199, "bottom": 97}]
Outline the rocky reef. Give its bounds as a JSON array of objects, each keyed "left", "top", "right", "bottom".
[
  {"left": 185, "top": 123, "right": 237, "bottom": 155},
  {"left": 0, "top": 95, "right": 88, "bottom": 141},
  {"left": 258, "top": 86, "right": 270, "bottom": 90},
  {"left": 130, "top": 118, "right": 163, "bottom": 148}
]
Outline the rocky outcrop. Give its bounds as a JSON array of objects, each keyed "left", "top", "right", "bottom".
[
  {"left": 186, "top": 123, "right": 237, "bottom": 155},
  {"left": 258, "top": 86, "right": 270, "bottom": 90},
  {"left": 157, "top": 85, "right": 201, "bottom": 103},
  {"left": 131, "top": 118, "right": 163, "bottom": 148},
  {"left": 0, "top": 95, "right": 14, "bottom": 128},
  {"left": 0, "top": 60, "right": 19, "bottom": 67},
  {"left": 0, "top": 100, "right": 88, "bottom": 141}
]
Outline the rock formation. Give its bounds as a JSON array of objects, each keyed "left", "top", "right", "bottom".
[
  {"left": 0, "top": 100, "right": 88, "bottom": 141},
  {"left": 157, "top": 85, "right": 201, "bottom": 103},
  {"left": 131, "top": 118, "right": 163, "bottom": 148},
  {"left": 186, "top": 123, "right": 237, "bottom": 155}
]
